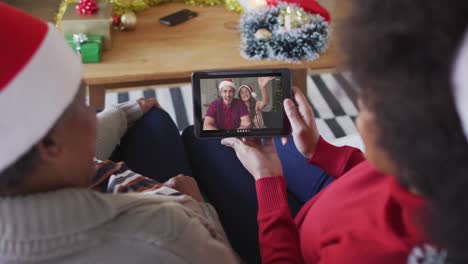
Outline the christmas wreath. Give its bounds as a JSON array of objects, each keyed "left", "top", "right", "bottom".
[{"left": 240, "top": 2, "right": 330, "bottom": 62}]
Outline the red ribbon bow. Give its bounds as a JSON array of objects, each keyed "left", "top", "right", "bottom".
[{"left": 76, "top": 0, "right": 99, "bottom": 16}]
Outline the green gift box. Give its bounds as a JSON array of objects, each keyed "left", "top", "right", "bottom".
[
  {"left": 66, "top": 34, "right": 103, "bottom": 63},
  {"left": 60, "top": 2, "right": 113, "bottom": 51}
]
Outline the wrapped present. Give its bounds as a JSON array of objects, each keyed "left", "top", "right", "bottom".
[
  {"left": 59, "top": 2, "right": 113, "bottom": 50},
  {"left": 66, "top": 33, "right": 103, "bottom": 63}
]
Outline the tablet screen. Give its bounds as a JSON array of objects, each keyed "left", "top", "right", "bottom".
[{"left": 192, "top": 69, "right": 292, "bottom": 138}]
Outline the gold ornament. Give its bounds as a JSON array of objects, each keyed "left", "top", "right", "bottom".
[
  {"left": 278, "top": 5, "right": 311, "bottom": 30},
  {"left": 119, "top": 11, "right": 137, "bottom": 30},
  {"left": 254, "top": 28, "right": 272, "bottom": 40}
]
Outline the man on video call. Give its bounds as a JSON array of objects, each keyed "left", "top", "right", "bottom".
[{"left": 203, "top": 79, "right": 251, "bottom": 130}]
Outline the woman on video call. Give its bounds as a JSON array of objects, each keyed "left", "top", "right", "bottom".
[{"left": 238, "top": 77, "right": 275, "bottom": 129}]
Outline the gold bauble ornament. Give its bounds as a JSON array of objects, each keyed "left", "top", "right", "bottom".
[
  {"left": 120, "top": 11, "right": 137, "bottom": 30},
  {"left": 278, "top": 6, "right": 311, "bottom": 30},
  {"left": 254, "top": 28, "right": 272, "bottom": 40}
]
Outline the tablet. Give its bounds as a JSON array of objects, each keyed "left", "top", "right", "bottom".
[{"left": 192, "top": 69, "right": 292, "bottom": 138}]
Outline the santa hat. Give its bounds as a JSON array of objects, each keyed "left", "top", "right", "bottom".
[
  {"left": 218, "top": 78, "right": 236, "bottom": 91},
  {"left": 267, "top": 0, "right": 331, "bottom": 22},
  {"left": 453, "top": 29, "right": 468, "bottom": 140},
  {"left": 0, "top": 3, "right": 82, "bottom": 172},
  {"left": 239, "top": 84, "right": 257, "bottom": 99}
]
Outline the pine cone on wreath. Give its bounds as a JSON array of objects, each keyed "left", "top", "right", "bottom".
[{"left": 76, "top": 0, "right": 99, "bottom": 16}]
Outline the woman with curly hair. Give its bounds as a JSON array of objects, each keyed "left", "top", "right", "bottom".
[{"left": 212, "top": 0, "right": 468, "bottom": 262}]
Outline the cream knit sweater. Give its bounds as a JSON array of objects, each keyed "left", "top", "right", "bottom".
[{"left": 0, "top": 103, "right": 239, "bottom": 264}]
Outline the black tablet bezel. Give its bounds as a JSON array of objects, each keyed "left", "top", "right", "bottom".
[{"left": 192, "top": 68, "right": 292, "bottom": 138}]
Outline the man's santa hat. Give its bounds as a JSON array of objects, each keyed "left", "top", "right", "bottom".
[
  {"left": 453, "top": 29, "right": 468, "bottom": 140},
  {"left": 0, "top": 3, "right": 82, "bottom": 172},
  {"left": 218, "top": 78, "right": 236, "bottom": 91},
  {"left": 239, "top": 84, "right": 257, "bottom": 99}
]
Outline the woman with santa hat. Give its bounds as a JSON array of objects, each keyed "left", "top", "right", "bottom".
[
  {"left": 0, "top": 3, "right": 238, "bottom": 263},
  {"left": 216, "top": 0, "right": 468, "bottom": 263},
  {"left": 238, "top": 77, "right": 275, "bottom": 128}
]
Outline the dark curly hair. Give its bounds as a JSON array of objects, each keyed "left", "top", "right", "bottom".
[{"left": 341, "top": 0, "right": 468, "bottom": 260}]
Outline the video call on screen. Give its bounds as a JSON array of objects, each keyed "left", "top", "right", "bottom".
[{"left": 200, "top": 75, "right": 286, "bottom": 133}]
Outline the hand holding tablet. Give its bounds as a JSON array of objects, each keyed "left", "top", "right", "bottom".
[{"left": 192, "top": 69, "right": 292, "bottom": 138}]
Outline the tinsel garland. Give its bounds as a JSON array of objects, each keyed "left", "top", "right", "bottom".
[
  {"left": 56, "top": 0, "right": 239, "bottom": 25},
  {"left": 224, "top": 0, "right": 243, "bottom": 13},
  {"left": 240, "top": 3, "right": 329, "bottom": 62}
]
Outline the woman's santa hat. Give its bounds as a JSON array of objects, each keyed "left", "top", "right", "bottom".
[
  {"left": 0, "top": 3, "right": 82, "bottom": 172},
  {"left": 453, "top": 29, "right": 468, "bottom": 140},
  {"left": 239, "top": 84, "right": 257, "bottom": 99},
  {"left": 218, "top": 78, "right": 236, "bottom": 91}
]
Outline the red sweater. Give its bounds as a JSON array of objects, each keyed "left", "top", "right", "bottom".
[{"left": 255, "top": 137, "right": 441, "bottom": 263}]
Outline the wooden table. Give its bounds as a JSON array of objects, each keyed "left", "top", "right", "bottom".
[{"left": 83, "top": 1, "right": 346, "bottom": 109}]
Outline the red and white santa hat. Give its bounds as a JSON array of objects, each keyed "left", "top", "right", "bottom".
[
  {"left": 218, "top": 78, "right": 236, "bottom": 91},
  {"left": 0, "top": 3, "right": 82, "bottom": 172},
  {"left": 453, "top": 29, "right": 468, "bottom": 140},
  {"left": 239, "top": 84, "right": 257, "bottom": 99}
]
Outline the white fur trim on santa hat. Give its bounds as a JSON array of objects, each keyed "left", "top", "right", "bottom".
[
  {"left": 218, "top": 80, "right": 236, "bottom": 91},
  {"left": 0, "top": 23, "right": 82, "bottom": 172},
  {"left": 453, "top": 29, "right": 468, "bottom": 140}
]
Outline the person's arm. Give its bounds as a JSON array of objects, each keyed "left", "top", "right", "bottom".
[
  {"left": 203, "top": 116, "right": 218, "bottom": 130},
  {"left": 204, "top": 101, "right": 219, "bottom": 130},
  {"left": 221, "top": 137, "right": 301, "bottom": 263},
  {"left": 229, "top": 141, "right": 363, "bottom": 263},
  {"left": 309, "top": 137, "right": 365, "bottom": 179},
  {"left": 256, "top": 176, "right": 303, "bottom": 263},
  {"left": 95, "top": 102, "right": 142, "bottom": 160},
  {"left": 220, "top": 88, "right": 365, "bottom": 263},
  {"left": 143, "top": 203, "right": 240, "bottom": 263},
  {"left": 256, "top": 77, "right": 274, "bottom": 111},
  {"left": 91, "top": 161, "right": 239, "bottom": 262},
  {"left": 238, "top": 115, "right": 252, "bottom": 129},
  {"left": 95, "top": 98, "right": 158, "bottom": 160},
  {"left": 282, "top": 87, "right": 365, "bottom": 179}
]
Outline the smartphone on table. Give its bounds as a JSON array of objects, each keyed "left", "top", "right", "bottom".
[{"left": 159, "top": 9, "right": 198, "bottom": 26}]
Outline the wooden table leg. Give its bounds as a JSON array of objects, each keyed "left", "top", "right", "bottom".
[
  {"left": 88, "top": 85, "right": 106, "bottom": 111},
  {"left": 291, "top": 68, "right": 308, "bottom": 95}
]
